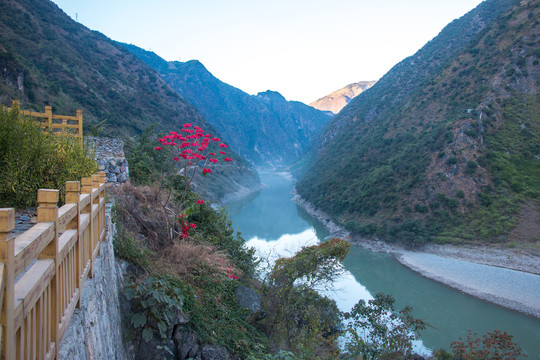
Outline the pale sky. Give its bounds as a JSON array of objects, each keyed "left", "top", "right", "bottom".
[{"left": 51, "top": 0, "right": 484, "bottom": 104}]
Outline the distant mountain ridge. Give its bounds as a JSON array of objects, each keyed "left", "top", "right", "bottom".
[
  {"left": 309, "top": 81, "right": 376, "bottom": 114},
  {"left": 297, "top": 0, "right": 539, "bottom": 244},
  {"left": 123, "top": 44, "right": 332, "bottom": 166}
]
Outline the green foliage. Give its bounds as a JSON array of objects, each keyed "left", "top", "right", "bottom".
[
  {"left": 342, "top": 293, "right": 428, "bottom": 360},
  {"left": 439, "top": 94, "right": 539, "bottom": 242},
  {"left": 112, "top": 205, "right": 151, "bottom": 269},
  {"left": 414, "top": 204, "right": 429, "bottom": 213},
  {"left": 248, "top": 350, "right": 301, "bottom": 360},
  {"left": 124, "top": 126, "right": 169, "bottom": 186},
  {"left": 433, "top": 330, "right": 526, "bottom": 359},
  {"left": 447, "top": 156, "right": 458, "bottom": 165},
  {"left": 125, "top": 276, "right": 184, "bottom": 347},
  {"left": 0, "top": 107, "right": 97, "bottom": 207},
  {"left": 388, "top": 219, "right": 435, "bottom": 246},
  {"left": 113, "top": 182, "right": 265, "bottom": 357},
  {"left": 262, "top": 239, "right": 350, "bottom": 357},
  {"left": 466, "top": 160, "right": 478, "bottom": 175}
]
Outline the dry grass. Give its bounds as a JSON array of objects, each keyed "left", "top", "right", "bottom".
[
  {"left": 111, "top": 182, "right": 240, "bottom": 281},
  {"left": 156, "top": 241, "right": 241, "bottom": 281}
]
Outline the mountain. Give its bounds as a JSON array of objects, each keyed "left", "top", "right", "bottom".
[
  {"left": 123, "top": 44, "right": 332, "bottom": 166},
  {"left": 297, "top": 0, "right": 539, "bottom": 245},
  {"left": 0, "top": 0, "right": 260, "bottom": 200},
  {"left": 0, "top": 0, "right": 208, "bottom": 135},
  {"left": 309, "top": 81, "right": 377, "bottom": 114}
]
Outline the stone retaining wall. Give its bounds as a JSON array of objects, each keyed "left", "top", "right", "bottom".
[
  {"left": 85, "top": 136, "right": 129, "bottom": 185},
  {"left": 58, "top": 202, "right": 127, "bottom": 359}
]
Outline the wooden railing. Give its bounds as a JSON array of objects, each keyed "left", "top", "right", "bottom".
[
  {"left": 0, "top": 172, "right": 106, "bottom": 359},
  {"left": 7, "top": 100, "right": 83, "bottom": 147}
]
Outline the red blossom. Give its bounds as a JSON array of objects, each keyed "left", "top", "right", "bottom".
[
  {"left": 197, "top": 199, "right": 204, "bottom": 204},
  {"left": 219, "top": 151, "right": 226, "bottom": 155},
  {"left": 155, "top": 147, "right": 163, "bottom": 151},
  {"left": 183, "top": 123, "right": 192, "bottom": 128},
  {"left": 209, "top": 152, "right": 216, "bottom": 156},
  {"left": 190, "top": 223, "right": 197, "bottom": 228},
  {"left": 224, "top": 157, "right": 232, "bottom": 162},
  {"left": 219, "top": 143, "right": 228, "bottom": 148}
]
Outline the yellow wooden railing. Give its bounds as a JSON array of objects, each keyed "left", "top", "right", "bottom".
[
  {"left": 0, "top": 172, "right": 106, "bottom": 359},
  {"left": 7, "top": 100, "right": 83, "bottom": 147}
]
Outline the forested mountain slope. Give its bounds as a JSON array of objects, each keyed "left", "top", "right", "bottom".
[
  {"left": 0, "top": 0, "right": 205, "bottom": 135},
  {"left": 0, "top": 0, "right": 260, "bottom": 200},
  {"left": 298, "top": 0, "right": 539, "bottom": 245},
  {"left": 123, "top": 44, "right": 332, "bottom": 166}
]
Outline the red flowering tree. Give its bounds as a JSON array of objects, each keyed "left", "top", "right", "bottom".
[{"left": 154, "top": 123, "right": 232, "bottom": 241}]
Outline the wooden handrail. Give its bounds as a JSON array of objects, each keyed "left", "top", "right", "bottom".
[
  {"left": 0, "top": 172, "right": 106, "bottom": 359},
  {"left": 6, "top": 100, "right": 83, "bottom": 148}
]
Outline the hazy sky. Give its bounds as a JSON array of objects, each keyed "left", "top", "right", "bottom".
[{"left": 51, "top": 0, "right": 484, "bottom": 103}]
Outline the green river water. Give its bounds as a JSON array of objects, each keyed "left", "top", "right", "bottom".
[{"left": 225, "top": 170, "right": 540, "bottom": 358}]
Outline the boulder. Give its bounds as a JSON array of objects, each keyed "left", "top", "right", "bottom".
[
  {"left": 172, "top": 330, "right": 200, "bottom": 360},
  {"left": 235, "top": 285, "right": 262, "bottom": 321},
  {"left": 201, "top": 344, "right": 231, "bottom": 360}
]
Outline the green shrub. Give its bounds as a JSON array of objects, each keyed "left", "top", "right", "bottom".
[
  {"left": 0, "top": 107, "right": 97, "bottom": 207},
  {"left": 414, "top": 203, "right": 429, "bottom": 213},
  {"left": 465, "top": 160, "right": 478, "bottom": 174},
  {"left": 125, "top": 276, "right": 185, "bottom": 357}
]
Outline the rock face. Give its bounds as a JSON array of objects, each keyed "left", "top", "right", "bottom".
[
  {"left": 309, "top": 81, "right": 376, "bottom": 114},
  {"left": 85, "top": 136, "right": 129, "bottom": 185},
  {"left": 58, "top": 202, "right": 127, "bottom": 359}
]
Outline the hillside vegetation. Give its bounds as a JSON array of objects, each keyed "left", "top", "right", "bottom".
[
  {"left": 123, "top": 44, "right": 332, "bottom": 166},
  {"left": 0, "top": 0, "right": 209, "bottom": 136},
  {"left": 0, "top": 0, "right": 260, "bottom": 199},
  {"left": 0, "top": 106, "right": 97, "bottom": 207},
  {"left": 298, "top": 0, "right": 539, "bottom": 245}
]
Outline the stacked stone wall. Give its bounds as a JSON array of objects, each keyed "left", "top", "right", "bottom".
[{"left": 85, "top": 136, "right": 129, "bottom": 184}]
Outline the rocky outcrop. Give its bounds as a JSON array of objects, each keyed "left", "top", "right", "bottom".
[
  {"left": 85, "top": 137, "right": 129, "bottom": 185},
  {"left": 309, "top": 81, "right": 376, "bottom": 114},
  {"left": 58, "top": 202, "right": 127, "bottom": 359}
]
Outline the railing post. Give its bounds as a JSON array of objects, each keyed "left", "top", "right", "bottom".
[
  {"left": 98, "top": 171, "right": 106, "bottom": 243},
  {"left": 44, "top": 105, "right": 53, "bottom": 133},
  {"left": 66, "top": 181, "right": 82, "bottom": 310},
  {"left": 92, "top": 174, "right": 101, "bottom": 259},
  {"left": 0, "top": 208, "right": 15, "bottom": 360},
  {"left": 76, "top": 109, "right": 83, "bottom": 147},
  {"left": 37, "top": 189, "right": 60, "bottom": 358},
  {"left": 81, "top": 177, "right": 94, "bottom": 279},
  {"left": 99, "top": 171, "right": 106, "bottom": 187}
]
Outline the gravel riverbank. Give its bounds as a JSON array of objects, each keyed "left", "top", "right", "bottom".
[{"left": 292, "top": 189, "right": 540, "bottom": 318}]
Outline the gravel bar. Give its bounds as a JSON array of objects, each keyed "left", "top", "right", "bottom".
[{"left": 397, "top": 251, "right": 540, "bottom": 318}]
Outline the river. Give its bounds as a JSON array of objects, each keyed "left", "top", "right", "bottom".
[{"left": 224, "top": 169, "right": 540, "bottom": 358}]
